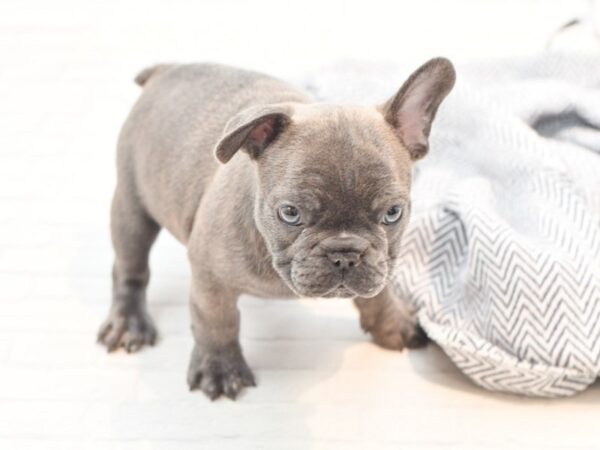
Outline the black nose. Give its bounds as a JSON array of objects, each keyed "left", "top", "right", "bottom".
[
  {"left": 321, "top": 234, "right": 368, "bottom": 271},
  {"left": 327, "top": 251, "right": 361, "bottom": 270}
]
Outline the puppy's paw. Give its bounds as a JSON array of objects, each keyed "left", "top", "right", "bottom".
[
  {"left": 358, "top": 299, "right": 428, "bottom": 351},
  {"left": 187, "top": 343, "right": 256, "bottom": 400},
  {"left": 97, "top": 308, "right": 158, "bottom": 353}
]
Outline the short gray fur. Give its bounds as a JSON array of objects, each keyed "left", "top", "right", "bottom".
[{"left": 98, "top": 60, "right": 455, "bottom": 400}]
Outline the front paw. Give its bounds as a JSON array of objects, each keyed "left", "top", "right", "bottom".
[
  {"left": 357, "top": 298, "right": 428, "bottom": 351},
  {"left": 187, "top": 342, "right": 256, "bottom": 400},
  {"left": 97, "top": 307, "right": 158, "bottom": 352}
]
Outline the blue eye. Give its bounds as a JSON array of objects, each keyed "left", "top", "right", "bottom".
[
  {"left": 383, "top": 205, "right": 402, "bottom": 225},
  {"left": 278, "top": 205, "right": 301, "bottom": 225}
]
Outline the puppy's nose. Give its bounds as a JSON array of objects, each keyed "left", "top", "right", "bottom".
[
  {"left": 327, "top": 251, "right": 361, "bottom": 270},
  {"left": 321, "top": 234, "right": 368, "bottom": 271}
]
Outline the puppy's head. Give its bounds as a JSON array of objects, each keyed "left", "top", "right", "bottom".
[{"left": 215, "top": 58, "right": 455, "bottom": 298}]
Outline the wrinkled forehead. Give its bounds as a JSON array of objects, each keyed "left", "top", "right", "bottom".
[
  {"left": 280, "top": 163, "right": 408, "bottom": 213},
  {"left": 259, "top": 105, "right": 412, "bottom": 207},
  {"left": 289, "top": 104, "right": 398, "bottom": 154}
]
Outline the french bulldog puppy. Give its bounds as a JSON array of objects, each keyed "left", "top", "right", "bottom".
[{"left": 98, "top": 59, "right": 455, "bottom": 400}]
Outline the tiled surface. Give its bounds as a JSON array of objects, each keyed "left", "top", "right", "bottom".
[{"left": 1, "top": 1, "right": 599, "bottom": 448}]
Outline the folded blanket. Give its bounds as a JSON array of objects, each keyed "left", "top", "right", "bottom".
[{"left": 302, "top": 52, "right": 600, "bottom": 397}]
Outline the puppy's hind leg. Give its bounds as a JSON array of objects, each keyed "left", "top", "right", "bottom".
[{"left": 97, "top": 187, "right": 160, "bottom": 352}]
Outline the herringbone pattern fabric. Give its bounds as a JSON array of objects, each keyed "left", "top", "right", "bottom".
[{"left": 307, "top": 52, "right": 600, "bottom": 397}]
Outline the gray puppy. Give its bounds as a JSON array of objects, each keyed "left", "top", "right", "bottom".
[{"left": 98, "top": 59, "right": 455, "bottom": 400}]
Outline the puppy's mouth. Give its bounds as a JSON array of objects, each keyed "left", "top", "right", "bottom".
[
  {"left": 274, "top": 247, "right": 389, "bottom": 299},
  {"left": 287, "top": 269, "right": 386, "bottom": 299},
  {"left": 289, "top": 280, "right": 358, "bottom": 299},
  {"left": 320, "top": 283, "right": 357, "bottom": 298}
]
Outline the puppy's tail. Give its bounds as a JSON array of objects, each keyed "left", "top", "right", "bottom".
[{"left": 134, "top": 64, "right": 171, "bottom": 87}]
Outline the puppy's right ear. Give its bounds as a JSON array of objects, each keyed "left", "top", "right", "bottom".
[{"left": 214, "top": 104, "right": 293, "bottom": 163}]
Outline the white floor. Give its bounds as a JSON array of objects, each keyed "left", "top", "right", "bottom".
[{"left": 1, "top": 1, "right": 599, "bottom": 449}]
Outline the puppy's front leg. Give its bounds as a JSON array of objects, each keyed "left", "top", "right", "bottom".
[
  {"left": 354, "top": 286, "right": 428, "bottom": 351},
  {"left": 187, "top": 273, "right": 255, "bottom": 400}
]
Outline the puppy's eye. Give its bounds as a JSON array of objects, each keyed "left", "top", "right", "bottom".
[
  {"left": 383, "top": 205, "right": 402, "bottom": 225},
  {"left": 278, "top": 205, "right": 301, "bottom": 225}
]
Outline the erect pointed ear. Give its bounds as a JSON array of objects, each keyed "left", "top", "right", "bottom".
[
  {"left": 382, "top": 57, "right": 456, "bottom": 160},
  {"left": 214, "top": 104, "right": 293, "bottom": 163}
]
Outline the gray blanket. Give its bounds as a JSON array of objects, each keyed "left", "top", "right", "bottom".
[{"left": 302, "top": 52, "right": 600, "bottom": 397}]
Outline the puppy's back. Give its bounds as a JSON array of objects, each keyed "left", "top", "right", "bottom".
[{"left": 117, "top": 63, "right": 309, "bottom": 242}]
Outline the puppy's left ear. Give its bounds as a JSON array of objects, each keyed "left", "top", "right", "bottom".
[
  {"left": 215, "top": 104, "right": 293, "bottom": 163},
  {"left": 382, "top": 57, "right": 455, "bottom": 160}
]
